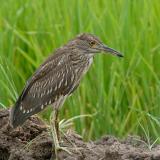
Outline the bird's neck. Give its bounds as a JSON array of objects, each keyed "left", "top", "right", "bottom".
[
  {"left": 70, "top": 51, "right": 94, "bottom": 65},
  {"left": 69, "top": 51, "right": 94, "bottom": 77}
]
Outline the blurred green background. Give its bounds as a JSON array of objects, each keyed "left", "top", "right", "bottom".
[{"left": 0, "top": 0, "right": 160, "bottom": 142}]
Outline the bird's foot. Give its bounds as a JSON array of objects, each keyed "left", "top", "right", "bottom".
[
  {"left": 53, "top": 145, "right": 72, "bottom": 160},
  {"left": 56, "top": 145, "right": 83, "bottom": 157},
  {"left": 55, "top": 145, "right": 72, "bottom": 155}
]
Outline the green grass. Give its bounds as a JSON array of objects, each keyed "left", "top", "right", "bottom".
[{"left": 1, "top": 0, "right": 160, "bottom": 142}]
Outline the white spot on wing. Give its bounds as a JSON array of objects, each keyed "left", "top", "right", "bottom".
[
  {"left": 20, "top": 105, "right": 23, "bottom": 111},
  {"left": 23, "top": 110, "right": 26, "bottom": 114},
  {"left": 54, "top": 85, "right": 57, "bottom": 91},
  {"left": 65, "top": 79, "right": 67, "bottom": 86},
  {"left": 51, "top": 77, "right": 54, "bottom": 83},
  {"left": 58, "top": 79, "right": 63, "bottom": 88},
  {"left": 49, "top": 100, "right": 52, "bottom": 105},
  {"left": 41, "top": 105, "right": 44, "bottom": 110},
  {"left": 71, "top": 74, "right": 74, "bottom": 82},
  {"left": 57, "top": 73, "right": 60, "bottom": 78},
  {"left": 43, "top": 81, "right": 48, "bottom": 87},
  {"left": 62, "top": 73, "right": 65, "bottom": 78}
]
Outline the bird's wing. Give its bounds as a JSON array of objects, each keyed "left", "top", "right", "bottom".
[
  {"left": 10, "top": 52, "right": 77, "bottom": 127},
  {"left": 20, "top": 53, "right": 62, "bottom": 100}
]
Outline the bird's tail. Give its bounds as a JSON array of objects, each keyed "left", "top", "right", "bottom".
[{"left": 9, "top": 98, "right": 26, "bottom": 128}]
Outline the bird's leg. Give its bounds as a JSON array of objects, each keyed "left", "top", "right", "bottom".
[
  {"left": 51, "top": 109, "right": 71, "bottom": 158},
  {"left": 54, "top": 109, "right": 60, "bottom": 141},
  {"left": 51, "top": 109, "right": 60, "bottom": 159},
  {"left": 51, "top": 109, "right": 60, "bottom": 158}
]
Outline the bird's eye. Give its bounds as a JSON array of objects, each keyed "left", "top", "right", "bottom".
[{"left": 89, "top": 41, "right": 96, "bottom": 47}]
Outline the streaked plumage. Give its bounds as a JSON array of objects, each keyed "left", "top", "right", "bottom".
[{"left": 10, "top": 33, "right": 123, "bottom": 131}]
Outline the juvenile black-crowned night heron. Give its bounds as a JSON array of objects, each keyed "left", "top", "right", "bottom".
[{"left": 10, "top": 33, "right": 123, "bottom": 155}]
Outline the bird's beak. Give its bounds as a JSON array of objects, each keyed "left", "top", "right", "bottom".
[{"left": 101, "top": 44, "right": 123, "bottom": 57}]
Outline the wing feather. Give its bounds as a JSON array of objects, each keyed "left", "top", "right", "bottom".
[{"left": 10, "top": 51, "right": 77, "bottom": 128}]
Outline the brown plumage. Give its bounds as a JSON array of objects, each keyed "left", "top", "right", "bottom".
[{"left": 10, "top": 33, "right": 123, "bottom": 154}]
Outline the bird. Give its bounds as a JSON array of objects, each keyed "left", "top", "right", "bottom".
[{"left": 10, "top": 33, "right": 123, "bottom": 155}]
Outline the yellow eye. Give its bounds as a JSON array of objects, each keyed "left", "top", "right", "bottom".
[{"left": 90, "top": 41, "right": 96, "bottom": 47}]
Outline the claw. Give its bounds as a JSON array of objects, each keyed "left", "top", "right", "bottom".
[{"left": 56, "top": 146, "right": 72, "bottom": 155}]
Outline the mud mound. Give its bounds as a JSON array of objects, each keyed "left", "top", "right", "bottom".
[{"left": 0, "top": 109, "right": 160, "bottom": 160}]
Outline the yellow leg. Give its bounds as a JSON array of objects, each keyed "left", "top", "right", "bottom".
[
  {"left": 50, "top": 110, "right": 71, "bottom": 159},
  {"left": 54, "top": 110, "right": 60, "bottom": 141}
]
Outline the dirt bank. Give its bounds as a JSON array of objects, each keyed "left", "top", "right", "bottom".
[{"left": 0, "top": 109, "right": 160, "bottom": 160}]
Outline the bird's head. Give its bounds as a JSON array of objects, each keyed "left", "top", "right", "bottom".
[{"left": 72, "top": 33, "right": 123, "bottom": 57}]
